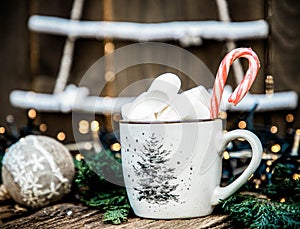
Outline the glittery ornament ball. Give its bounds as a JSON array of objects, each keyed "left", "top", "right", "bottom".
[{"left": 1, "top": 135, "right": 75, "bottom": 208}]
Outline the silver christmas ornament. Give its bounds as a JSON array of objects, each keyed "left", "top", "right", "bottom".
[{"left": 2, "top": 135, "right": 75, "bottom": 208}]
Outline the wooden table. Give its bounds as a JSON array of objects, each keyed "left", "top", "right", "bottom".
[{"left": 0, "top": 203, "right": 232, "bottom": 228}]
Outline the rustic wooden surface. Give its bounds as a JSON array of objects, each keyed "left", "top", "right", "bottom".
[{"left": 0, "top": 203, "right": 232, "bottom": 228}]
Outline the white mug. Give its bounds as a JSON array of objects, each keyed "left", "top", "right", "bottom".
[{"left": 119, "top": 119, "right": 262, "bottom": 219}]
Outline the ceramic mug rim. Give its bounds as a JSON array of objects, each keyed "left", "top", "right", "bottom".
[{"left": 119, "top": 118, "right": 221, "bottom": 124}]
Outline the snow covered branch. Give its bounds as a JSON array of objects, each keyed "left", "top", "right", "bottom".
[
  {"left": 10, "top": 85, "right": 297, "bottom": 114},
  {"left": 28, "top": 15, "right": 268, "bottom": 46}
]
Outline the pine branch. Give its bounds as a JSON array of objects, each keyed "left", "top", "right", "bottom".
[
  {"left": 74, "top": 150, "right": 131, "bottom": 225},
  {"left": 221, "top": 193, "right": 300, "bottom": 228},
  {"left": 221, "top": 162, "right": 300, "bottom": 228},
  {"left": 265, "top": 163, "right": 300, "bottom": 203},
  {"left": 102, "top": 207, "right": 130, "bottom": 224}
]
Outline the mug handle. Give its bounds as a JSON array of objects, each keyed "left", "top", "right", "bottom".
[{"left": 211, "top": 129, "right": 262, "bottom": 205}]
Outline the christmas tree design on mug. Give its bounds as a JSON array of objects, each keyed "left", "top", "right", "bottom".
[{"left": 133, "top": 133, "right": 179, "bottom": 204}]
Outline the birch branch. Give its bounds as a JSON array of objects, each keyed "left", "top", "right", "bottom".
[{"left": 29, "top": 16, "right": 269, "bottom": 46}]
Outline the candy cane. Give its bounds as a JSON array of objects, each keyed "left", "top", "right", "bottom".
[{"left": 210, "top": 48, "right": 260, "bottom": 119}]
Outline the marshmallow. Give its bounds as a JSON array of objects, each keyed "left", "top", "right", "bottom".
[
  {"left": 157, "top": 86, "right": 210, "bottom": 120},
  {"left": 180, "top": 86, "right": 210, "bottom": 119},
  {"left": 122, "top": 73, "right": 181, "bottom": 121},
  {"left": 121, "top": 92, "right": 146, "bottom": 120},
  {"left": 147, "top": 73, "right": 181, "bottom": 101},
  {"left": 183, "top": 86, "right": 210, "bottom": 108},
  {"left": 121, "top": 73, "right": 210, "bottom": 121},
  {"left": 124, "top": 98, "right": 167, "bottom": 121}
]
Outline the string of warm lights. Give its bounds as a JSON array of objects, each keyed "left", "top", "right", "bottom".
[
  {"left": 221, "top": 108, "right": 299, "bottom": 191},
  {"left": 219, "top": 74, "right": 299, "bottom": 192},
  {"left": 1, "top": 71, "right": 299, "bottom": 196},
  {"left": 73, "top": 117, "right": 122, "bottom": 161}
]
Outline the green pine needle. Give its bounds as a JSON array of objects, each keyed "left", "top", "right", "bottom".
[
  {"left": 222, "top": 194, "right": 300, "bottom": 229},
  {"left": 265, "top": 163, "right": 300, "bottom": 203},
  {"left": 102, "top": 207, "right": 130, "bottom": 224},
  {"left": 74, "top": 150, "right": 131, "bottom": 225},
  {"left": 74, "top": 151, "right": 300, "bottom": 227},
  {"left": 221, "top": 162, "right": 300, "bottom": 228}
]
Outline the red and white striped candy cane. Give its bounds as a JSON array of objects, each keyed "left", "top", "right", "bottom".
[{"left": 209, "top": 48, "right": 260, "bottom": 119}]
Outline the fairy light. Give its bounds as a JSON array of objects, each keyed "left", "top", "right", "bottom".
[
  {"left": 223, "top": 151, "right": 230, "bottom": 160},
  {"left": 6, "top": 114, "right": 14, "bottom": 123},
  {"left": 104, "top": 71, "right": 115, "bottom": 82},
  {"left": 266, "top": 167, "right": 270, "bottom": 173},
  {"left": 110, "top": 143, "right": 121, "bottom": 152},
  {"left": 262, "top": 151, "right": 268, "bottom": 158},
  {"left": 75, "top": 153, "right": 84, "bottom": 161},
  {"left": 218, "top": 111, "right": 227, "bottom": 119},
  {"left": 57, "top": 132, "right": 66, "bottom": 141},
  {"left": 104, "top": 42, "right": 115, "bottom": 54},
  {"left": 28, "top": 109, "right": 37, "bottom": 119},
  {"left": 253, "top": 178, "right": 261, "bottom": 189},
  {"left": 280, "top": 198, "right": 286, "bottom": 203},
  {"left": 115, "top": 152, "right": 121, "bottom": 159},
  {"left": 253, "top": 178, "right": 260, "bottom": 184},
  {"left": 39, "top": 123, "right": 47, "bottom": 132},
  {"left": 293, "top": 173, "right": 300, "bottom": 180},
  {"left": 266, "top": 160, "right": 272, "bottom": 166},
  {"left": 91, "top": 121, "right": 100, "bottom": 132},
  {"left": 270, "top": 125, "right": 278, "bottom": 134},
  {"left": 112, "top": 113, "right": 121, "bottom": 122},
  {"left": 84, "top": 142, "right": 92, "bottom": 150},
  {"left": 286, "top": 114, "right": 294, "bottom": 123},
  {"left": 238, "top": 121, "right": 247, "bottom": 129},
  {"left": 0, "top": 127, "right": 5, "bottom": 134},
  {"left": 79, "top": 120, "right": 89, "bottom": 134},
  {"left": 271, "top": 144, "right": 281, "bottom": 153}
]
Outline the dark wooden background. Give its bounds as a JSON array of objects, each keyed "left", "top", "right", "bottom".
[{"left": 0, "top": 0, "right": 299, "bottom": 143}]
